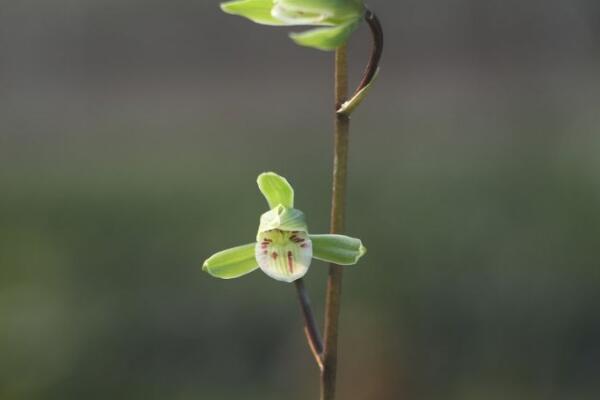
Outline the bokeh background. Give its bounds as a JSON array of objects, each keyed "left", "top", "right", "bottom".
[{"left": 1, "top": 1, "right": 600, "bottom": 399}]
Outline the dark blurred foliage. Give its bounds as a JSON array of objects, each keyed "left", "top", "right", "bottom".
[{"left": 1, "top": 1, "right": 599, "bottom": 399}]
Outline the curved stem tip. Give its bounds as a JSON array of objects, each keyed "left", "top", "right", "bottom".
[
  {"left": 357, "top": 10, "right": 384, "bottom": 92},
  {"left": 337, "top": 9, "right": 384, "bottom": 114}
]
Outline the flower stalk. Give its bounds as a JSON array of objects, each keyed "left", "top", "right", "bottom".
[
  {"left": 356, "top": 10, "right": 384, "bottom": 96},
  {"left": 295, "top": 279, "right": 324, "bottom": 370}
]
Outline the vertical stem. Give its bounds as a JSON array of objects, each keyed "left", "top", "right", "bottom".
[{"left": 321, "top": 44, "right": 350, "bottom": 400}]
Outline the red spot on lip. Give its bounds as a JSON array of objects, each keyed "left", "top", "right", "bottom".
[
  {"left": 287, "top": 251, "right": 294, "bottom": 274},
  {"left": 290, "top": 235, "right": 305, "bottom": 244}
]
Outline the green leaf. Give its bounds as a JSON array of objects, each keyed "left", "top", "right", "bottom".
[
  {"left": 258, "top": 205, "right": 308, "bottom": 235},
  {"left": 289, "top": 19, "right": 359, "bottom": 51},
  {"left": 203, "top": 243, "right": 258, "bottom": 279},
  {"left": 337, "top": 68, "right": 379, "bottom": 116},
  {"left": 221, "top": 0, "right": 285, "bottom": 26},
  {"left": 257, "top": 172, "right": 294, "bottom": 209},
  {"left": 310, "top": 234, "right": 366, "bottom": 265}
]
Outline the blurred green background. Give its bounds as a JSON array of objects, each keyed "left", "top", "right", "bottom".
[{"left": 1, "top": 1, "right": 600, "bottom": 399}]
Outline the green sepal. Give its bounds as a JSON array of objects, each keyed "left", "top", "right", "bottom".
[
  {"left": 289, "top": 19, "right": 359, "bottom": 51},
  {"left": 221, "top": 0, "right": 285, "bottom": 26},
  {"left": 257, "top": 172, "right": 294, "bottom": 209},
  {"left": 203, "top": 243, "right": 259, "bottom": 279},
  {"left": 310, "top": 234, "right": 366, "bottom": 265},
  {"left": 337, "top": 68, "right": 379, "bottom": 116},
  {"left": 258, "top": 205, "right": 308, "bottom": 236}
]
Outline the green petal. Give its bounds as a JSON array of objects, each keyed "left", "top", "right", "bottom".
[
  {"left": 221, "top": 0, "right": 284, "bottom": 26},
  {"left": 289, "top": 19, "right": 359, "bottom": 51},
  {"left": 257, "top": 172, "right": 294, "bottom": 209},
  {"left": 258, "top": 205, "right": 308, "bottom": 236},
  {"left": 310, "top": 234, "right": 366, "bottom": 265},
  {"left": 203, "top": 243, "right": 258, "bottom": 279}
]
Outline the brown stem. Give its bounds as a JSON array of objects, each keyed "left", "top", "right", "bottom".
[
  {"left": 319, "top": 9, "right": 383, "bottom": 398},
  {"left": 294, "top": 279, "right": 324, "bottom": 371},
  {"left": 321, "top": 44, "right": 350, "bottom": 400}
]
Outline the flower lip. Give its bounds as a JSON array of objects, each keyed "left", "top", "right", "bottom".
[
  {"left": 273, "top": 0, "right": 365, "bottom": 23},
  {"left": 256, "top": 229, "right": 313, "bottom": 282},
  {"left": 271, "top": 3, "right": 332, "bottom": 25}
]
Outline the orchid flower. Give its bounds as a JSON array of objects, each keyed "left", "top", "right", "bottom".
[
  {"left": 203, "top": 172, "right": 366, "bottom": 283},
  {"left": 220, "top": 0, "right": 365, "bottom": 51}
]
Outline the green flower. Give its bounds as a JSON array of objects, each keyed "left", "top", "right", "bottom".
[
  {"left": 220, "top": 0, "right": 365, "bottom": 51},
  {"left": 203, "top": 172, "right": 366, "bottom": 283}
]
